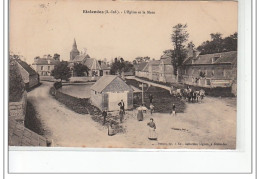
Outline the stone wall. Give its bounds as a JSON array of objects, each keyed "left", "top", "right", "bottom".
[
  {"left": 69, "top": 76, "right": 101, "bottom": 82},
  {"left": 9, "top": 91, "right": 27, "bottom": 124}
]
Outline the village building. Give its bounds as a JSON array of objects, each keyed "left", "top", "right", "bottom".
[
  {"left": 90, "top": 75, "right": 133, "bottom": 111},
  {"left": 100, "top": 61, "right": 111, "bottom": 76},
  {"left": 148, "top": 60, "right": 161, "bottom": 81},
  {"left": 135, "top": 62, "right": 148, "bottom": 77},
  {"left": 69, "top": 39, "right": 109, "bottom": 77},
  {"left": 181, "top": 46, "right": 237, "bottom": 89},
  {"left": 16, "top": 60, "right": 39, "bottom": 90},
  {"left": 158, "top": 57, "right": 177, "bottom": 83},
  {"left": 32, "top": 56, "right": 60, "bottom": 76}
]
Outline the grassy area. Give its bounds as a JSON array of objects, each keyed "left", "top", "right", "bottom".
[
  {"left": 24, "top": 101, "right": 45, "bottom": 136},
  {"left": 51, "top": 88, "right": 90, "bottom": 114},
  {"left": 50, "top": 87, "right": 125, "bottom": 133},
  {"left": 126, "top": 79, "right": 186, "bottom": 113}
]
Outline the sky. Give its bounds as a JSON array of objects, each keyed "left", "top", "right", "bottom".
[{"left": 10, "top": 0, "right": 238, "bottom": 65}]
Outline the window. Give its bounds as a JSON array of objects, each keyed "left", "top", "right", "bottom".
[
  {"left": 41, "top": 66, "right": 43, "bottom": 70},
  {"left": 48, "top": 66, "right": 50, "bottom": 70}
]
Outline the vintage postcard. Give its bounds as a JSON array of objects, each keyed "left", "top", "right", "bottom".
[{"left": 9, "top": 0, "right": 237, "bottom": 149}]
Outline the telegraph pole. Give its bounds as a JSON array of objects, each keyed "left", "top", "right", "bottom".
[{"left": 142, "top": 82, "right": 144, "bottom": 104}]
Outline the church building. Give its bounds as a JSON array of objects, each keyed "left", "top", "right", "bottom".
[{"left": 68, "top": 39, "right": 110, "bottom": 77}]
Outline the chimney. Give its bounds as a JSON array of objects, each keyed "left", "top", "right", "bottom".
[{"left": 98, "top": 60, "right": 102, "bottom": 66}]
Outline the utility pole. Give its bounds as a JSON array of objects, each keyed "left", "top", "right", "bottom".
[{"left": 142, "top": 82, "right": 144, "bottom": 105}]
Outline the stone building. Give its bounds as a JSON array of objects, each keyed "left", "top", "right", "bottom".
[
  {"left": 69, "top": 39, "right": 109, "bottom": 77},
  {"left": 32, "top": 56, "right": 60, "bottom": 76},
  {"left": 90, "top": 75, "right": 133, "bottom": 111},
  {"left": 16, "top": 60, "right": 39, "bottom": 90},
  {"left": 181, "top": 47, "right": 237, "bottom": 88}
]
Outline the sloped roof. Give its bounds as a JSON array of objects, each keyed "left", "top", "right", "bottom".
[
  {"left": 149, "top": 60, "right": 161, "bottom": 65},
  {"left": 183, "top": 51, "right": 237, "bottom": 65},
  {"left": 9, "top": 119, "right": 48, "bottom": 146},
  {"left": 83, "top": 58, "right": 101, "bottom": 70},
  {"left": 16, "top": 60, "right": 38, "bottom": 76},
  {"left": 100, "top": 62, "right": 110, "bottom": 70},
  {"left": 32, "top": 58, "right": 60, "bottom": 65},
  {"left": 91, "top": 75, "right": 132, "bottom": 93},
  {"left": 72, "top": 54, "right": 90, "bottom": 62},
  {"left": 135, "top": 62, "right": 148, "bottom": 71},
  {"left": 142, "top": 63, "right": 149, "bottom": 72},
  {"left": 160, "top": 57, "right": 172, "bottom": 65}
]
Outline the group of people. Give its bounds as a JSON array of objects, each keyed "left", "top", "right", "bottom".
[{"left": 102, "top": 94, "right": 177, "bottom": 140}]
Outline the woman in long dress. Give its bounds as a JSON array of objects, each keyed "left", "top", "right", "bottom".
[
  {"left": 147, "top": 118, "right": 157, "bottom": 140},
  {"left": 137, "top": 105, "right": 144, "bottom": 121}
]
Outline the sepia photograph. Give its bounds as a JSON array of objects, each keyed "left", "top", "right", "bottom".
[{"left": 8, "top": 0, "right": 238, "bottom": 149}]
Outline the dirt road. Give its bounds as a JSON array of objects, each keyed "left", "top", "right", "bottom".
[{"left": 28, "top": 82, "right": 236, "bottom": 149}]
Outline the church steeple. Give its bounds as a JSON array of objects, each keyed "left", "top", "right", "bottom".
[
  {"left": 72, "top": 38, "right": 77, "bottom": 50},
  {"left": 70, "top": 38, "right": 80, "bottom": 61}
]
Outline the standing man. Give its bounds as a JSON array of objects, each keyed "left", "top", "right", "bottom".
[{"left": 118, "top": 99, "right": 125, "bottom": 113}]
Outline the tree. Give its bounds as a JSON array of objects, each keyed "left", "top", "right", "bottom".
[
  {"left": 197, "top": 32, "right": 237, "bottom": 54},
  {"left": 171, "top": 23, "right": 189, "bottom": 75},
  {"left": 53, "top": 53, "right": 60, "bottom": 61},
  {"left": 51, "top": 61, "right": 71, "bottom": 82},
  {"left": 73, "top": 63, "right": 89, "bottom": 76},
  {"left": 9, "top": 54, "right": 25, "bottom": 102},
  {"left": 110, "top": 57, "right": 126, "bottom": 75}
]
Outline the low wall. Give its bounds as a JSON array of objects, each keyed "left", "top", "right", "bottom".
[
  {"left": 40, "top": 76, "right": 55, "bottom": 81},
  {"left": 69, "top": 76, "right": 101, "bottom": 82},
  {"left": 9, "top": 91, "right": 27, "bottom": 124}
]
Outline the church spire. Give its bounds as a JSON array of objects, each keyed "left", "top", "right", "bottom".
[
  {"left": 72, "top": 38, "right": 78, "bottom": 50},
  {"left": 70, "top": 38, "right": 80, "bottom": 60}
]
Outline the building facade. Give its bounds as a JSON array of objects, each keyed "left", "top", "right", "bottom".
[
  {"left": 181, "top": 50, "right": 237, "bottom": 88},
  {"left": 90, "top": 75, "right": 133, "bottom": 111},
  {"left": 32, "top": 57, "right": 60, "bottom": 76}
]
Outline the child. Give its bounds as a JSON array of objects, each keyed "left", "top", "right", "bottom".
[
  {"left": 150, "top": 103, "right": 154, "bottom": 115},
  {"left": 171, "top": 103, "right": 176, "bottom": 116}
]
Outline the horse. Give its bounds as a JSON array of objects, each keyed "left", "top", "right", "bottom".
[{"left": 194, "top": 89, "right": 206, "bottom": 102}]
